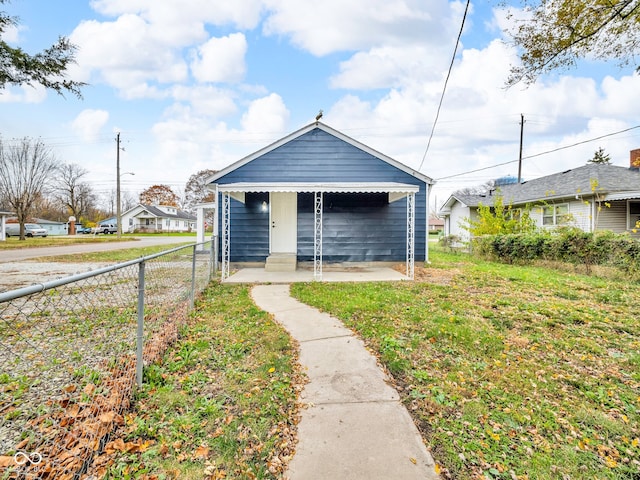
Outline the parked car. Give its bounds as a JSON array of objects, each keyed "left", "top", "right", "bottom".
[
  {"left": 76, "top": 225, "right": 92, "bottom": 234},
  {"left": 5, "top": 223, "right": 48, "bottom": 237},
  {"left": 94, "top": 223, "right": 117, "bottom": 234}
]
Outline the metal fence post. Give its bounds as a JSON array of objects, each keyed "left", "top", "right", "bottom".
[
  {"left": 190, "top": 244, "right": 197, "bottom": 310},
  {"left": 136, "top": 260, "right": 146, "bottom": 387}
]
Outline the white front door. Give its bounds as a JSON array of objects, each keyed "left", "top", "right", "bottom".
[{"left": 270, "top": 192, "right": 297, "bottom": 253}]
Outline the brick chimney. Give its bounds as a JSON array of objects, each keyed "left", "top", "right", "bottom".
[{"left": 631, "top": 148, "right": 640, "bottom": 170}]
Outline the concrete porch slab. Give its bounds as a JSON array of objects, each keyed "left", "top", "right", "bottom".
[{"left": 223, "top": 267, "right": 409, "bottom": 283}]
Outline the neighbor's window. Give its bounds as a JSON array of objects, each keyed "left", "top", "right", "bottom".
[
  {"left": 508, "top": 208, "right": 522, "bottom": 221},
  {"left": 542, "top": 204, "right": 570, "bottom": 226},
  {"left": 630, "top": 201, "right": 640, "bottom": 228}
]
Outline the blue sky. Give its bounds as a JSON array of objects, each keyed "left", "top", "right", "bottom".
[{"left": 2, "top": 0, "right": 639, "bottom": 209}]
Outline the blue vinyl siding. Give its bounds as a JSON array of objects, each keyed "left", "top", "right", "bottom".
[
  {"left": 228, "top": 193, "right": 269, "bottom": 262},
  {"left": 297, "top": 193, "right": 409, "bottom": 262},
  {"left": 216, "top": 128, "right": 427, "bottom": 262}
]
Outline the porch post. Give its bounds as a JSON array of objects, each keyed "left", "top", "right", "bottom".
[
  {"left": 221, "top": 192, "right": 230, "bottom": 280},
  {"left": 407, "top": 193, "right": 415, "bottom": 279},
  {"left": 196, "top": 206, "right": 205, "bottom": 244},
  {"left": 314, "top": 191, "right": 323, "bottom": 280}
]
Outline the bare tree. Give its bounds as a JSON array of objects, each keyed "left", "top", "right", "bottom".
[
  {"left": 0, "top": 138, "right": 58, "bottom": 239},
  {"left": 54, "top": 162, "right": 93, "bottom": 219},
  {"left": 184, "top": 169, "right": 217, "bottom": 214}
]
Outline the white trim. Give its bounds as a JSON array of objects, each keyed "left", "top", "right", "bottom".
[
  {"left": 216, "top": 182, "right": 419, "bottom": 194},
  {"left": 221, "top": 193, "right": 230, "bottom": 280},
  {"left": 314, "top": 192, "right": 323, "bottom": 280},
  {"left": 207, "top": 122, "right": 434, "bottom": 185},
  {"left": 407, "top": 193, "right": 415, "bottom": 279}
]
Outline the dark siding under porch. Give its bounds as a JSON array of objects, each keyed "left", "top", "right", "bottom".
[
  {"left": 228, "top": 192, "right": 269, "bottom": 262},
  {"left": 297, "top": 193, "right": 408, "bottom": 262}
]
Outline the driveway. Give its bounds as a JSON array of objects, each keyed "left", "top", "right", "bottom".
[
  {"left": 0, "top": 236, "right": 198, "bottom": 263},
  {"left": 0, "top": 236, "right": 205, "bottom": 292}
]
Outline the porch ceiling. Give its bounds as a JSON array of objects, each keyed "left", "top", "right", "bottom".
[{"left": 216, "top": 182, "right": 419, "bottom": 194}]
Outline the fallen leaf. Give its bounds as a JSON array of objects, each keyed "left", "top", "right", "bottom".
[{"left": 194, "top": 445, "right": 210, "bottom": 459}]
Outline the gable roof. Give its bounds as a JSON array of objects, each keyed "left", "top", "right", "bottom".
[
  {"left": 443, "top": 164, "right": 640, "bottom": 210},
  {"left": 207, "top": 121, "right": 434, "bottom": 185},
  {"left": 124, "top": 204, "right": 196, "bottom": 221}
]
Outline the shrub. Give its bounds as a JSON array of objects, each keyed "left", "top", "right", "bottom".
[{"left": 474, "top": 228, "right": 640, "bottom": 280}]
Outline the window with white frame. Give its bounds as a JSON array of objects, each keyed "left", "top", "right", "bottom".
[
  {"left": 630, "top": 201, "right": 640, "bottom": 229},
  {"left": 542, "top": 204, "right": 570, "bottom": 226}
]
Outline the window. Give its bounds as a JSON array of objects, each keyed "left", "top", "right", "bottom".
[
  {"left": 508, "top": 208, "right": 522, "bottom": 221},
  {"left": 630, "top": 201, "right": 640, "bottom": 228},
  {"left": 542, "top": 204, "right": 570, "bottom": 226}
]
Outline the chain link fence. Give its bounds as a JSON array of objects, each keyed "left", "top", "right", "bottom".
[{"left": 0, "top": 240, "right": 216, "bottom": 479}]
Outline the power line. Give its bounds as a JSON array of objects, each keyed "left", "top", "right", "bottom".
[
  {"left": 436, "top": 124, "right": 640, "bottom": 180},
  {"left": 418, "top": 0, "right": 471, "bottom": 172}
]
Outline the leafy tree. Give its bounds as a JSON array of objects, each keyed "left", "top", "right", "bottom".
[
  {"left": 463, "top": 193, "right": 537, "bottom": 236},
  {"left": 0, "top": 137, "right": 58, "bottom": 239},
  {"left": 0, "top": 0, "right": 85, "bottom": 97},
  {"left": 505, "top": 0, "right": 640, "bottom": 86},
  {"left": 139, "top": 184, "right": 179, "bottom": 207},
  {"left": 587, "top": 147, "right": 611, "bottom": 164}
]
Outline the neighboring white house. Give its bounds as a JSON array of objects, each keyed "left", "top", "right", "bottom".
[
  {"left": 122, "top": 204, "right": 196, "bottom": 233},
  {"left": 439, "top": 149, "right": 640, "bottom": 242}
]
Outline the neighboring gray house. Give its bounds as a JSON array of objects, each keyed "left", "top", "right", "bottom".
[
  {"left": 440, "top": 149, "right": 640, "bottom": 241},
  {"left": 207, "top": 121, "right": 434, "bottom": 280},
  {"left": 122, "top": 204, "right": 196, "bottom": 233},
  {"left": 35, "top": 218, "right": 68, "bottom": 236}
]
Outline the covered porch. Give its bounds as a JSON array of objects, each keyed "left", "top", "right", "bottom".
[
  {"left": 216, "top": 182, "right": 420, "bottom": 282},
  {"left": 224, "top": 265, "right": 410, "bottom": 283}
]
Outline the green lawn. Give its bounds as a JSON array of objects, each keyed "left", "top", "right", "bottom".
[
  {"left": 88, "top": 246, "right": 639, "bottom": 479},
  {"left": 99, "top": 284, "right": 302, "bottom": 480},
  {"left": 0, "top": 235, "right": 129, "bottom": 249},
  {"left": 291, "top": 248, "right": 640, "bottom": 479},
  {"left": 0, "top": 233, "right": 198, "bottom": 250}
]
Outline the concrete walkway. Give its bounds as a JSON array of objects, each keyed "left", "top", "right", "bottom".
[
  {"left": 251, "top": 285, "right": 439, "bottom": 480},
  {"left": 226, "top": 267, "right": 409, "bottom": 284}
]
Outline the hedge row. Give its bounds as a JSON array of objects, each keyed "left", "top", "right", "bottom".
[{"left": 472, "top": 228, "right": 640, "bottom": 278}]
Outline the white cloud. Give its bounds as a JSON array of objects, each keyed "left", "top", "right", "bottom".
[
  {"left": 69, "top": 15, "right": 189, "bottom": 92},
  {"left": 262, "top": 0, "right": 453, "bottom": 56},
  {"left": 2, "top": 23, "right": 22, "bottom": 43},
  {"left": 90, "top": 0, "right": 264, "bottom": 30},
  {"left": 71, "top": 109, "right": 110, "bottom": 141},
  {"left": 0, "top": 84, "right": 47, "bottom": 104},
  {"left": 241, "top": 93, "right": 290, "bottom": 133},
  {"left": 191, "top": 33, "right": 248, "bottom": 84},
  {"left": 170, "top": 85, "right": 238, "bottom": 117},
  {"left": 330, "top": 45, "right": 445, "bottom": 90}
]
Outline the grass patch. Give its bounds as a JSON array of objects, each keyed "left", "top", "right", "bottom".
[
  {"left": 101, "top": 283, "right": 302, "bottom": 479},
  {"left": 290, "top": 246, "right": 640, "bottom": 479},
  {"left": 32, "top": 242, "right": 195, "bottom": 263},
  {"left": 0, "top": 235, "right": 130, "bottom": 250}
]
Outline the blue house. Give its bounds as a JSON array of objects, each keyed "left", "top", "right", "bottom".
[{"left": 208, "top": 122, "right": 434, "bottom": 280}]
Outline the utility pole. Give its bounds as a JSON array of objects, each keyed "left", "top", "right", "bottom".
[
  {"left": 116, "top": 132, "right": 122, "bottom": 239},
  {"left": 517, "top": 114, "right": 524, "bottom": 184}
]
